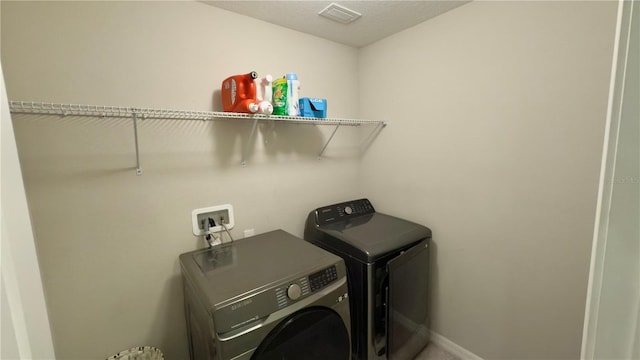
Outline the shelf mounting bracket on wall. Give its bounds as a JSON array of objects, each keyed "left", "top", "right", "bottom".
[
  {"left": 360, "top": 121, "right": 387, "bottom": 154},
  {"left": 318, "top": 124, "right": 341, "bottom": 159},
  {"left": 132, "top": 111, "right": 142, "bottom": 175},
  {"left": 241, "top": 118, "right": 259, "bottom": 167}
]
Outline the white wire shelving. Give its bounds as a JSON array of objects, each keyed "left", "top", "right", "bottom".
[{"left": 9, "top": 101, "right": 387, "bottom": 175}]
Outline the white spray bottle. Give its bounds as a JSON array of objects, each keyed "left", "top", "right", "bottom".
[
  {"left": 285, "top": 73, "right": 300, "bottom": 116},
  {"left": 254, "top": 74, "right": 274, "bottom": 115}
]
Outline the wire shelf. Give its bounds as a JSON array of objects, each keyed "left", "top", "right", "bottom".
[
  {"left": 9, "top": 100, "right": 387, "bottom": 175},
  {"left": 8, "top": 101, "right": 386, "bottom": 127}
]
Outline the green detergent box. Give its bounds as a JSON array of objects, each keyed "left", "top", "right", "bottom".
[{"left": 299, "top": 98, "right": 327, "bottom": 118}]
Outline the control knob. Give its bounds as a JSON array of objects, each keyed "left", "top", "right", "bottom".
[
  {"left": 287, "top": 284, "right": 302, "bottom": 300},
  {"left": 344, "top": 206, "right": 353, "bottom": 215}
]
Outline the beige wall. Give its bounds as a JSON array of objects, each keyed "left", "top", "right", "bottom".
[
  {"left": 1, "top": 2, "right": 362, "bottom": 359},
  {"left": 358, "top": 1, "right": 616, "bottom": 359},
  {"left": 1, "top": 0, "right": 620, "bottom": 359}
]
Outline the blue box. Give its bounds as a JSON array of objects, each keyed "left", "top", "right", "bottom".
[{"left": 299, "top": 98, "right": 327, "bottom": 118}]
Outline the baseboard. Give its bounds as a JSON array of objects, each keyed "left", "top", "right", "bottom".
[{"left": 429, "top": 331, "right": 484, "bottom": 360}]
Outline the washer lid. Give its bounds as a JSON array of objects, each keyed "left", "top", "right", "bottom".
[{"left": 312, "top": 213, "right": 431, "bottom": 262}]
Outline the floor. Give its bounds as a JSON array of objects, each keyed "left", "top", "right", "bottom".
[{"left": 413, "top": 343, "right": 459, "bottom": 360}]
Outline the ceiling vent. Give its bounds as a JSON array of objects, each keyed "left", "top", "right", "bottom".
[{"left": 318, "top": 3, "right": 362, "bottom": 24}]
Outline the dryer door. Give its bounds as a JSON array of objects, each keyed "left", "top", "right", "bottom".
[
  {"left": 251, "top": 307, "right": 350, "bottom": 360},
  {"left": 387, "top": 239, "right": 430, "bottom": 360}
]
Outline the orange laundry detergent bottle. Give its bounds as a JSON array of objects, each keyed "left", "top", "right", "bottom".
[{"left": 221, "top": 71, "right": 260, "bottom": 113}]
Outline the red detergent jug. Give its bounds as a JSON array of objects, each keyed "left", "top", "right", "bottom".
[{"left": 221, "top": 71, "right": 260, "bottom": 113}]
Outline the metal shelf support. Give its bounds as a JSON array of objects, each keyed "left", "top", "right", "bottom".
[
  {"left": 242, "top": 119, "right": 259, "bottom": 167},
  {"left": 132, "top": 112, "right": 142, "bottom": 175},
  {"left": 318, "top": 124, "right": 341, "bottom": 159}
]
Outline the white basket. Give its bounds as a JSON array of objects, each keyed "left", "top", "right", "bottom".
[{"left": 106, "top": 346, "right": 164, "bottom": 360}]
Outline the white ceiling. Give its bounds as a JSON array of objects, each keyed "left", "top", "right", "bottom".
[{"left": 202, "top": 1, "right": 470, "bottom": 48}]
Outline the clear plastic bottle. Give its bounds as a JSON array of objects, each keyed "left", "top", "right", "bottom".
[{"left": 285, "top": 73, "right": 300, "bottom": 116}]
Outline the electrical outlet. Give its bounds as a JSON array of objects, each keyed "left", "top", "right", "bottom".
[
  {"left": 243, "top": 229, "right": 255, "bottom": 238},
  {"left": 191, "top": 204, "right": 234, "bottom": 236}
]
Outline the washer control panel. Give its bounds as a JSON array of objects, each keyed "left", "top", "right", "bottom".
[
  {"left": 274, "top": 265, "right": 339, "bottom": 309},
  {"left": 309, "top": 265, "right": 338, "bottom": 292},
  {"left": 275, "top": 277, "right": 310, "bottom": 309},
  {"left": 315, "top": 198, "right": 375, "bottom": 224}
]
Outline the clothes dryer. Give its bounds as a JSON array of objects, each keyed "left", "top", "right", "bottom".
[
  {"left": 305, "top": 199, "right": 431, "bottom": 360},
  {"left": 180, "top": 229, "right": 350, "bottom": 360}
]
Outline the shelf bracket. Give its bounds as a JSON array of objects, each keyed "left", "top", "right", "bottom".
[
  {"left": 360, "top": 121, "right": 387, "bottom": 155},
  {"left": 132, "top": 112, "right": 142, "bottom": 175},
  {"left": 318, "top": 124, "right": 341, "bottom": 159},
  {"left": 241, "top": 118, "right": 259, "bottom": 167}
]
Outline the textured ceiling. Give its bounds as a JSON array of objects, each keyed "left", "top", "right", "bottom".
[{"left": 202, "top": 1, "right": 470, "bottom": 48}]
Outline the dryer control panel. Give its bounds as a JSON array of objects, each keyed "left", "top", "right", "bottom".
[{"left": 315, "top": 198, "right": 375, "bottom": 224}]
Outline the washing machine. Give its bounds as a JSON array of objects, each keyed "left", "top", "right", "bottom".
[
  {"left": 179, "top": 229, "right": 351, "bottom": 360},
  {"left": 304, "top": 199, "right": 432, "bottom": 360}
]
